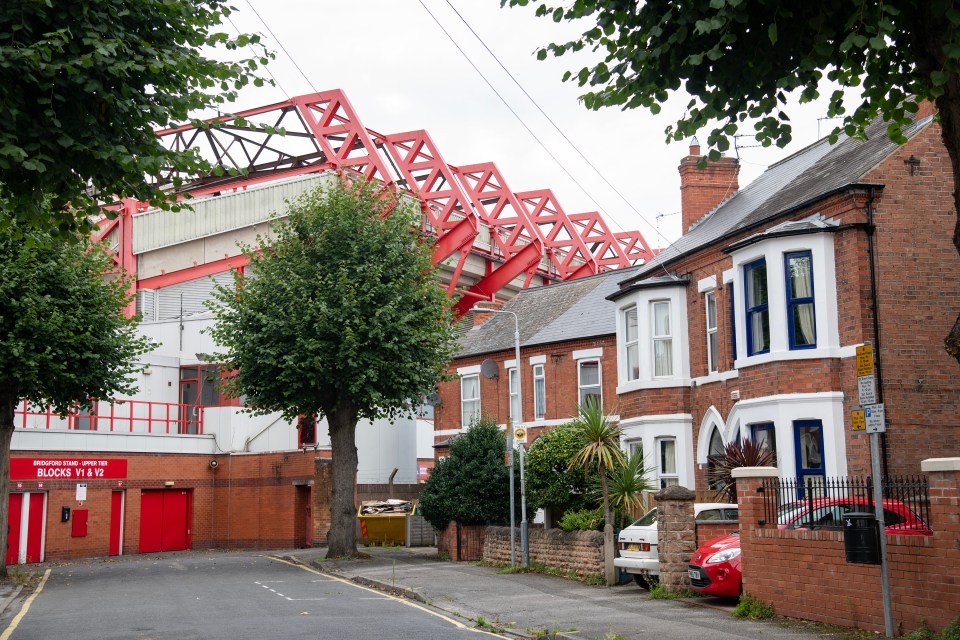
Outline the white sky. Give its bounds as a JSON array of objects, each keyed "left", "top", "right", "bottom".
[{"left": 224, "top": 0, "right": 854, "bottom": 248}]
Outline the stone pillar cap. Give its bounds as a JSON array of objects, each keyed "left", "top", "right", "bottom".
[
  {"left": 731, "top": 466, "right": 779, "bottom": 478},
  {"left": 656, "top": 485, "right": 695, "bottom": 500},
  {"left": 921, "top": 458, "right": 960, "bottom": 472}
]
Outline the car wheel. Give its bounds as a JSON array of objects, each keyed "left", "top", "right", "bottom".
[{"left": 633, "top": 574, "right": 659, "bottom": 590}]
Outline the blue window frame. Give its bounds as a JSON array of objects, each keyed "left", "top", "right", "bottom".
[
  {"left": 794, "top": 420, "right": 826, "bottom": 498},
  {"left": 744, "top": 259, "right": 770, "bottom": 355},
  {"left": 728, "top": 283, "right": 737, "bottom": 364},
  {"left": 785, "top": 251, "right": 816, "bottom": 349}
]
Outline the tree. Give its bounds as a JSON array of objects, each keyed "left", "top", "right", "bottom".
[
  {"left": 603, "top": 448, "right": 655, "bottom": 529},
  {"left": 0, "top": 220, "right": 150, "bottom": 577},
  {"left": 570, "top": 398, "right": 624, "bottom": 584},
  {"left": 419, "top": 416, "right": 514, "bottom": 531},
  {"left": 208, "top": 175, "right": 457, "bottom": 558},
  {"left": 0, "top": 0, "right": 270, "bottom": 236},
  {"left": 504, "top": 0, "right": 960, "bottom": 364},
  {"left": 524, "top": 421, "right": 588, "bottom": 519}
]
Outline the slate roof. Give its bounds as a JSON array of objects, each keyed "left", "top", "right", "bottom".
[
  {"left": 455, "top": 265, "right": 643, "bottom": 358},
  {"left": 627, "top": 113, "right": 935, "bottom": 282}
]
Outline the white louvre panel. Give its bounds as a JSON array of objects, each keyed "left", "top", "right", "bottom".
[
  {"left": 136, "top": 289, "right": 157, "bottom": 322},
  {"left": 155, "top": 272, "right": 235, "bottom": 320},
  {"left": 132, "top": 172, "right": 336, "bottom": 254}
]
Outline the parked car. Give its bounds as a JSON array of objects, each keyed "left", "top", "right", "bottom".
[
  {"left": 688, "top": 498, "right": 932, "bottom": 598},
  {"left": 615, "top": 502, "right": 737, "bottom": 589}
]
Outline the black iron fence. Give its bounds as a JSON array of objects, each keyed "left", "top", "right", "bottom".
[{"left": 759, "top": 476, "right": 932, "bottom": 533}]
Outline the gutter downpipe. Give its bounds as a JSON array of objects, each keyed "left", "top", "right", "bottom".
[{"left": 864, "top": 186, "right": 889, "bottom": 476}]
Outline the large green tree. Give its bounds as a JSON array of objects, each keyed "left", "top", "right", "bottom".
[
  {"left": 0, "top": 0, "right": 269, "bottom": 236},
  {"left": 419, "top": 416, "right": 514, "bottom": 531},
  {"left": 0, "top": 221, "right": 150, "bottom": 576},
  {"left": 208, "top": 175, "right": 458, "bottom": 558},
  {"left": 505, "top": 0, "right": 960, "bottom": 363}
]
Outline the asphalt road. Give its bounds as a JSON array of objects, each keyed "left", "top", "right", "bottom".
[{"left": 2, "top": 551, "right": 504, "bottom": 640}]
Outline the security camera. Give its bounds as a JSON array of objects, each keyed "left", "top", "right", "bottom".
[{"left": 209, "top": 460, "right": 219, "bottom": 469}]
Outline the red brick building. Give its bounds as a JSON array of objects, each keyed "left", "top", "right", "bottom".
[{"left": 440, "top": 107, "right": 960, "bottom": 495}]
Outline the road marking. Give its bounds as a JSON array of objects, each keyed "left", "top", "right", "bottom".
[
  {"left": 0, "top": 569, "right": 51, "bottom": 640},
  {"left": 266, "top": 556, "right": 506, "bottom": 638}
]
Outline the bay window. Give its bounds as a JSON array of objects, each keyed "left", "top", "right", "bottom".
[
  {"left": 652, "top": 301, "right": 673, "bottom": 377},
  {"left": 624, "top": 305, "right": 639, "bottom": 381},
  {"left": 785, "top": 251, "right": 816, "bottom": 349},
  {"left": 744, "top": 258, "right": 770, "bottom": 355}
]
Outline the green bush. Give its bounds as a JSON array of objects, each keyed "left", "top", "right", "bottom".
[
  {"left": 419, "top": 416, "right": 514, "bottom": 530},
  {"left": 901, "top": 618, "right": 960, "bottom": 640},
  {"left": 558, "top": 507, "right": 604, "bottom": 532},
  {"left": 525, "top": 421, "right": 588, "bottom": 514}
]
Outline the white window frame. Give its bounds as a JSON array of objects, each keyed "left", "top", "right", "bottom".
[
  {"left": 652, "top": 300, "right": 673, "bottom": 377},
  {"left": 705, "top": 290, "right": 718, "bottom": 373},
  {"left": 460, "top": 373, "right": 481, "bottom": 427},
  {"left": 577, "top": 359, "right": 602, "bottom": 409},
  {"left": 656, "top": 436, "right": 679, "bottom": 488},
  {"left": 614, "top": 285, "right": 689, "bottom": 393},
  {"left": 623, "top": 305, "right": 639, "bottom": 381},
  {"left": 532, "top": 363, "right": 546, "bottom": 420}
]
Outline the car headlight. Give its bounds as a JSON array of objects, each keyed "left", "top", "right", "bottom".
[{"left": 706, "top": 548, "right": 741, "bottom": 564}]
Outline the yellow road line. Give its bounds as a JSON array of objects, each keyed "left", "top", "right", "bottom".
[
  {"left": 267, "top": 556, "right": 507, "bottom": 638},
  {"left": 0, "top": 569, "right": 51, "bottom": 640}
]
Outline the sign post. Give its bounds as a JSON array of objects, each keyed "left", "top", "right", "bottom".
[{"left": 854, "top": 344, "right": 893, "bottom": 638}]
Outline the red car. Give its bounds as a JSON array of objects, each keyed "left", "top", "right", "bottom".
[{"left": 688, "top": 498, "right": 931, "bottom": 598}]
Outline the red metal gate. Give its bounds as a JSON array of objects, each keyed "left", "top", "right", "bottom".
[{"left": 6, "top": 492, "right": 46, "bottom": 565}]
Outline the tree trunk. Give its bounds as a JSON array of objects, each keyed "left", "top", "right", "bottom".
[
  {"left": 910, "top": 3, "right": 960, "bottom": 364},
  {"left": 599, "top": 468, "right": 616, "bottom": 585},
  {"left": 325, "top": 401, "right": 359, "bottom": 558},
  {"left": 0, "top": 393, "right": 15, "bottom": 578}
]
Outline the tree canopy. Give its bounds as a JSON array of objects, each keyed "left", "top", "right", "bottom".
[
  {"left": 208, "top": 174, "right": 457, "bottom": 556},
  {"left": 419, "top": 416, "right": 514, "bottom": 531},
  {"left": 0, "top": 220, "right": 151, "bottom": 575},
  {"left": 505, "top": 0, "right": 960, "bottom": 361},
  {"left": 0, "top": 0, "right": 270, "bottom": 236}
]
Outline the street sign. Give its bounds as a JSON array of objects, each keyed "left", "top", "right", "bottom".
[
  {"left": 858, "top": 374, "right": 877, "bottom": 405},
  {"left": 851, "top": 407, "right": 866, "bottom": 431},
  {"left": 856, "top": 344, "right": 874, "bottom": 377},
  {"left": 864, "top": 403, "right": 886, "bottom": 433},
  {"left": 513, "top": 427, "right": 527, "bottom": 444}
]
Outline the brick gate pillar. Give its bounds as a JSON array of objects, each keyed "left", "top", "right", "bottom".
[{"left": 656, "top": 484, "right": 696, "bottom": 590}]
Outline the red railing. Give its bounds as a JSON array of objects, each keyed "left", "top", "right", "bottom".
[{"left": 14, "top": 399, "right": 204, "bottom": 435}]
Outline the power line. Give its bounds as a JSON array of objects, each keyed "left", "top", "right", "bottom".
[
  {"left": 441, "top": 0, "right": 660, "bottom": 238},
  {"left": 244, "top": 0, "right": 318, "bottom": 95},
  {"left": 226, "top": 15, "right": 292, "bottom": 99}
]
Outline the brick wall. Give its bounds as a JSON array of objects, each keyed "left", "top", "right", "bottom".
[
  {"left": 435, "top": 335, "right": 618, "bottom": 440},
  {"left": 483, "top": 525, "right": 604, "bottom": 577},
  {"left": 436, "top": 521, "right": 486, "bottom": 561},
  {"left": 14, "top": 450, "right": 326, "bottom": 562},
  {"left": 735, "top": 463, "right": 960, "bottom": 634}
]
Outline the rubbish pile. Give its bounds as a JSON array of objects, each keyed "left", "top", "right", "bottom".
[{"left": 359, "top": 499, "right": 413, "bottom": 515}]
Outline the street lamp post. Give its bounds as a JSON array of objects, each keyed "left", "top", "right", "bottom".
[{"left": 471, "top": 306, "right": 528, "bottom": 566}]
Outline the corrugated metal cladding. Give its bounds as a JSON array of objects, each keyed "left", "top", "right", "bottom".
[
  {"left": 140, "top": 272, "right": 235, "bottom": 321},
  {"left": 132, "top": 172, "right": 336, "bottom": 254}
]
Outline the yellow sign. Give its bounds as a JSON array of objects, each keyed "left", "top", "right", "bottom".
[
  {"left": 851, "top": 408, "right": 866, "bottom": 431},
  {"left": 856, "top": 344, "right": 874, "bottom": 377},
  {"left": 514, "top": 427, "right": 526, "bottom": 442}
]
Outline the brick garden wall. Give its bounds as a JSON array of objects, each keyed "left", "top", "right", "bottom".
[
  {"left": 437, "top": 522, "right": 486, "bottom": 561},
  {"left": 483, "top": 526, "right": 603, "bottom": 577},
  {"left": 735, "top": 464, "right": 960, "bottom": 634}
]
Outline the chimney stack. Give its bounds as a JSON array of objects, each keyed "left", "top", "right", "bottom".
[
  {"left": 678, "top": 138, "right": 739, "bottom": 235},
  {"left": 470, "top": 300, "right": 505, "bottom": 328}
]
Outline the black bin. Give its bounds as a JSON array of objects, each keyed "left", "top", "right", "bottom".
[{"left": 843, "top": 512, "right": 880, "bottom": 564}]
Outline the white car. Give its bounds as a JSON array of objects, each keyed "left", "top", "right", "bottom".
[{"left": 614, "top": 502, "right": 738, "bottom": 588}]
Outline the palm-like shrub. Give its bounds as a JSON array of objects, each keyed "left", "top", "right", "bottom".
[
  {"left": 603, "top": 448, "right": 655, "bottom": 528},
  {"left": 707, "top": 439, "right": 777, "bottom": 502},
  {"left": 571, "top": 398, "right": 625, "bottom": 531}
]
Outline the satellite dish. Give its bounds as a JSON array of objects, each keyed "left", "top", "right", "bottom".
[
  {"left": 425, "top": 393, "right": 442, "bottom": 407},
  {"left": 480, "top": 358, "right": 499, "bottom": 379}
]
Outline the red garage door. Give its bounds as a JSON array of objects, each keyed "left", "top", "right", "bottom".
[
  {"left": 139, "top": 490, "right": 191, "bottom": 553},
  {"left": 6, "top": 492, "right": 46, "bottom": 565}
]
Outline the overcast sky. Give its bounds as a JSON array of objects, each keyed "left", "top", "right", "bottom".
[{"left": 223, "top": 1, "right": 854, "bottom": 248}]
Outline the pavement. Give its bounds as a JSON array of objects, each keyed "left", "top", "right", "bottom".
[{"left": 283, "top": 545, "right": 833, "bottom": 640}]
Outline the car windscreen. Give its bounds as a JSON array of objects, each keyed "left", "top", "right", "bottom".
[{"left": 629, "top": 508, "right": 657, "bottom": 527}]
